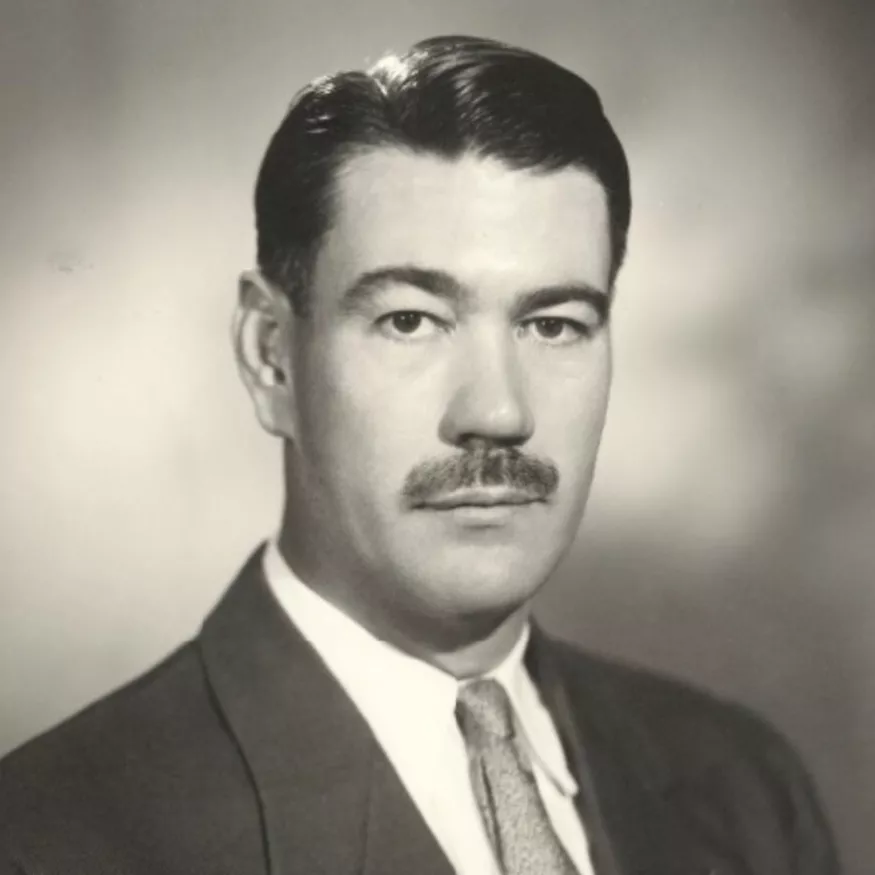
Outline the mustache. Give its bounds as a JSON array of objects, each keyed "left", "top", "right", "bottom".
[{"left": 402, "top": 447, "right": 559, "bottom": 507}]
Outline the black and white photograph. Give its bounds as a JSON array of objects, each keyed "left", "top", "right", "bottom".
[{"left": 1, "top": 2, "right": 872, "bottom": 873}]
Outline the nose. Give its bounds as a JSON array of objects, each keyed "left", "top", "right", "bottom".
[{"left": 438, "top": 330, "right": 535, "bottom": 449}]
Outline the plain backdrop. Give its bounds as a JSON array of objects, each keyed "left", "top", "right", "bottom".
[{"left": 1, "top": 1, "right": 873, "bottom": 872}]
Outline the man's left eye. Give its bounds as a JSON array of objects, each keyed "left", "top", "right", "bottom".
[{"left": 523, "top": 317, "right": 591, "bottom": 344}]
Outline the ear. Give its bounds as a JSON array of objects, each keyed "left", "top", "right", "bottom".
[{"left": 232, "top": 270, "right": 298, "bottom": 440}]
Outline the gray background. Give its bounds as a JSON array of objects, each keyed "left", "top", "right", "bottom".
[{"left": 1, "top": 1, "right": 872, "bottom": 872}]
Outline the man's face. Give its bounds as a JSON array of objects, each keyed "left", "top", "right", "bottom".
[{"left": 283, "top": 149, "right": 613, "bottom": 632}]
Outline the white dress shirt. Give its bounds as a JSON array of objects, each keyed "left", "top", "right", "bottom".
[{"left": 263, "top": 540, "right": 595, "bottom": 875}]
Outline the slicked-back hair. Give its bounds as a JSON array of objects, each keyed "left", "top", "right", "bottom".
[{"left": 255, "top": 35, "right": 631, "bottom": 314}]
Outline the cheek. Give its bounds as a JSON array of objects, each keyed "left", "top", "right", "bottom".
[
  {"left": 297, "top": 338, "right": 440, "bottom": 494},
  {"left": 530, "top": 348, "right": 612, "bottom": 457}
]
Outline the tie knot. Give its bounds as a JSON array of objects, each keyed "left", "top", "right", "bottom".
[{"left": 456, "top": 678, "right": 516, "bottom": 743}]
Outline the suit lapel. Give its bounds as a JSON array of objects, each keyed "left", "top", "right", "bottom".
[
  {"left": 198, "top": 548, "right": 453, "bottom": 875},
  {"left": 362, "top": 753, "right": 457, "bottom": 875},
  {"left": 528, "top": 627, "right": 728, "bottom": 875}
]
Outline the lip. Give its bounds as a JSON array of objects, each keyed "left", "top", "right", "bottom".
[{"left": 419, "top": 488, "right": 542, "bottom": 511}]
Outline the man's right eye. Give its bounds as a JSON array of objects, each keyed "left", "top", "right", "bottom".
[{"left": 376, "top": 311, "right": 443, "bottom": 340}]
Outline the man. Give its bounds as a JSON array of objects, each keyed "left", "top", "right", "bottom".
[{"left": 0, "top": 35, "right": 839, "bottom": 875}]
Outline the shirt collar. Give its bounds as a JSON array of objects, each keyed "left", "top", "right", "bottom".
[
  {"left": 486, "top": 624, "right": 579, "bottom": 797},
  {"left": 263, "top": 538, "right": 578, "bottom": 798},
  {"left": 262, "top": 538, "right": 459, "bottom": 749}
]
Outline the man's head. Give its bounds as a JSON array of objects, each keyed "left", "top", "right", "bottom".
[{"left": 234, "top": 35, "right": 631, "bottom": 652}]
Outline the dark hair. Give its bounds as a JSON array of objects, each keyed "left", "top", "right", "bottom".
[{"left": 255, "top": 35, "right": 631, "bottom": 313}]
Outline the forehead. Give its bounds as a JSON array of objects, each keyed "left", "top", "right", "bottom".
[{"left": 315, "top": 148, "right": 612, "bottom": 296}]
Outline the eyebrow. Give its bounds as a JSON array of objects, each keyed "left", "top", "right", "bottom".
[
  {"left": 339, "top": 264, "right": 610, "bottom": 323},
  {"left": 509, "top": 283, "right": 609, "bottom": 324},
  {"left": 339, "top": 265, "right": 464, "bottom": 313}
]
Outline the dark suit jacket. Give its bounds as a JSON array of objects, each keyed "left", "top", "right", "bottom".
[{"left": 0, "top": 547, "right": 840, "bottom": 875}]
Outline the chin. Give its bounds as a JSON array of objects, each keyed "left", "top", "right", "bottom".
[
  {"left": 407, "top": 558, "right": 551, "bottom": 621},
  {"left": 379, "top": 526, "right": 569, "bottom": 632}
]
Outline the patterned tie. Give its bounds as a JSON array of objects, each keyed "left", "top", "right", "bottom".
[{"left": 456, "top": 678, "right": 579, "bottom": 875}]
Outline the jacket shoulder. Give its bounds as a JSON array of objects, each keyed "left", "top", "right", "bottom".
[
  {"left": 0, "top": 641, "right": 261, "bottom": 871},
  {"left": 1, "top": 642, "right": 203, "bottom": 782},
  {"left": 550, "top": 639, "right": 841, "bottom": 874},
  {"left": 557, "top": 642, "right": 808, "bottom": 771}
]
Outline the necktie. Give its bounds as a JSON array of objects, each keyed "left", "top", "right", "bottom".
[{"left": 456, "top": 678, "right": 578, "bottom": 875}]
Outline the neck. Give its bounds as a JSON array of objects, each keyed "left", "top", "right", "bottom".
[{"left": 425, "top": 608, "right": 530, "bottom": 678}]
